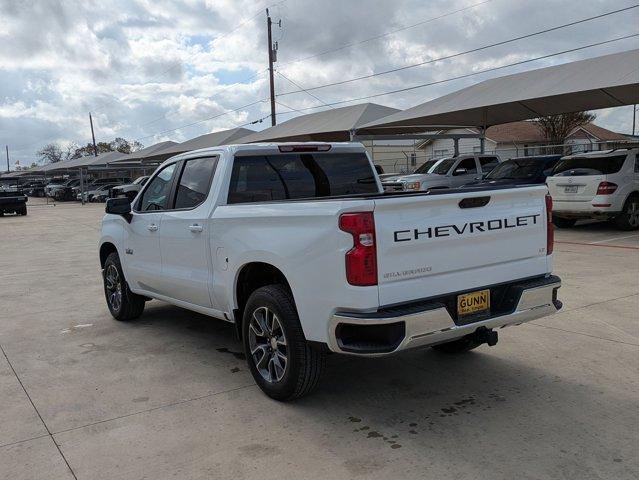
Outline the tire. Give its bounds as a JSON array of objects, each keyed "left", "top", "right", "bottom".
[
  {"left": 242, "top": 285, "right": 325, "bottom": 401},
  {"left": 613, "top": 195, "right": 639, "bottom": 231},
  {"left": 19, "top": 206, "right": 27, "bottom": 216},
  {"left": 103, "top": 252, "right": 145, "bottom": 321},
  {"left": 553, "top": 216, "right": 577, "bottom": 228},
  {"left": 432, "top": 334, "right": 481, "bottom": 354}
]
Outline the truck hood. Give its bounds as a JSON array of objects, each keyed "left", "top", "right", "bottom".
[{"left": 382, "top": 173, "right": 440, "bottom": 183}]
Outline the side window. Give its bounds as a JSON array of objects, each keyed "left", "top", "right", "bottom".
[
  {"left": 174, "top": 157, "right": 218, "bottom": 209},
  {"left": 137, "top": 163, "right": 177, "bottom": 212},
  {"left": 480, "top": 157, "right": 500, "bottom": 173},
  {"left": 453, "top": 157, "right": 477, "bottom": 175}
]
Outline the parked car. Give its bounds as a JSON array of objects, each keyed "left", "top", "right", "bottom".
[
  {"left": 110, "top": 175, "right": 149, "bottom": 201},
  {"left": 546, "top": 148, "right": 639, "bottom": 230},
  {"left": 378, "top": 158, "right": 443, "bottom": 185},
  {"left": 73, "top": 177, "right": 131, "bottom": 200},
  {"left": 25, "top": 181, "right": 47, "bottom": 197},
  {"left": 463, "top": 155, "right": 562, "bottom": 187},
  {"left": 100, "top": 142, "right": 562, "bottom": 400},
  {"left": 46, "top": 178, "right": 80, "bottom": 200},
  {"left": 77, "top": 183, "right": 118, "bottom": 203},
  {"left": 381, "top": 154, "right": 501, "bottom": 192},
  {"left": 0, "top": 185, "right": 28, "bottom": 215}
]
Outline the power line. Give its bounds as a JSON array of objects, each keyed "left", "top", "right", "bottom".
[
  {"left": 275, "top": 71, "right": 334, "bottom": 108},
  {"left": 91, "top": 0, "right": 286, "bottom": 115},
  {"left": 274, "top": 32, "right": 639, "bottom": 112},
  {"left": 134, "top": 99, "right": 267, "bottom": 141},
  {"left": 277, "top": 4, "right": 639, "bottom": 97},
  {"left": 136, "top": 68, "right": 269, "bottom": 130},
  {"left": 277, "top": 0, "right": 494, "bottom": 67}
]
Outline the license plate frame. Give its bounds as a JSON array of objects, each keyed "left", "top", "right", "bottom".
[
  {"left": 457, "top": 289, "right": 491, "bottom": 318},
  {"left": 564, "top": 185, "right": 578, "bottom": 193}
]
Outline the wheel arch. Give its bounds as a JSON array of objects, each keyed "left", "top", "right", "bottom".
[
  {"left": 233, "top": 261, "right": 293, "bottom": 339},
  {"left": 99, "top": 242, "right": 118, "bottom": 269}
]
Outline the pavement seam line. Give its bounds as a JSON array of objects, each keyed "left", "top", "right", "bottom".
[
  {"left": 0, "top": 343, "right": 78, "bottom": 480},
  {"left": 527, "top": 323, "right": 639, "bottom": 347},
  {"left": 556, "top": 291, "right": 639, "bottom": 315},
  {"left": 52, "top": 383, "right": 257, "bottom": 436},
  {"left": 0, "top": 433, "right": 51, "bottom": 450}
]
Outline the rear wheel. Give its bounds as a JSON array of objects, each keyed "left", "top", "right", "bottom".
[
  {"left": 553, "top": 216, "right": 577, "bottom": 228},
  {"left": 613, "top": 196, "right": 639, "bottom": 231},
  {"left": 19, "top": 206, "right": 27, "bottom": 216},
  {"left": 103, "top": 252, "right": 145, "bottom": 321},
  {"left": 242, "top": 285, "right": 325, "bottom": 400}
]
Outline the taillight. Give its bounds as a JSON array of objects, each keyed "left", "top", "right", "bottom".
[
  {"left": 545, "top": 194, "right": 554, "bottom": 255},
  {"left": 339, "top": 212, "right": 377, "bottom": 286},
  {"left": 596, "top": 181, "right": 618, "bottom": 195}
]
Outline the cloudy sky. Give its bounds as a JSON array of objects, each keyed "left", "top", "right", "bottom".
[{"left": 1, "top": 0, "right": 638, "bottom": 167}]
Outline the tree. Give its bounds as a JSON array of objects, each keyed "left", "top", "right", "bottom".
[
  {"left": 534, "top": 112, "right": 596, "bottom": 153},
  {"left": 37, "top": 138, "right": 144, "bottom": 164},
  {"left": 37, "top": 143, "right": 65, "bottom": 164}
]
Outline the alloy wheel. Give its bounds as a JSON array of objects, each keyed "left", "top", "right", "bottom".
[
  {"left": 627, "top": 201, "right": 639, "bottom": 227},
  {"left": 105, "top": 264, "right": 122, "bottom": 312},
  {"left": 248, "top": 306, "right": 288, "bottom": 383}
]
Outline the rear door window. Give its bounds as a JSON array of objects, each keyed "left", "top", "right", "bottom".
[
  {"left": 479, "top": 157, "right": 500, "bottom": 173},
  {"left": 228, "top": 152, "right": 377, "bottom": 204},
  {"left": 553, "top": 155, "right": 627, "bottom": 176},
  {"left": 174, "top": 157, "right": 218, "bottom": 209}
]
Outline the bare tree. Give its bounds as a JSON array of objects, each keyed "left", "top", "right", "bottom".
[
  {"left": 36, "top": 143, "right": 64, "bottom": 164},
  {"left": 534, "top": 112, "right": 596, "bottom": 153}
]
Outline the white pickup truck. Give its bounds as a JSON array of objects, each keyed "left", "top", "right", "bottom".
[{"left": 99, "top": 142, "right": 562, "bottom": 400}]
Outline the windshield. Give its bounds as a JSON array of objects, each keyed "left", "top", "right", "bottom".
[
  {"left": 413, "top": 160, "right": 439, "bottom": 174},
  {"left": 552, "top": 155, "right": 626, "bottom": 176},
  {"left": 486, "top": 159, "right": 544, "bottom": 180},
  {"left": 431, "top": 157, "right": 456, "bottom": 175}
]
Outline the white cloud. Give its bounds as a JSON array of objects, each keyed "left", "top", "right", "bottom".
[{"left": 0, "top": 0, "right": 637, "bottom": 165}]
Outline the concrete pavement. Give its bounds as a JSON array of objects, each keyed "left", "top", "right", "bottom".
[{"left": 1, "top": 200, "right": 637, "bottom": 479}]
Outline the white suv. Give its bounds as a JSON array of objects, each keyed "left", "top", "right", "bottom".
[{"left": 547, "top": 148, "right": 639, "bottom": 230}]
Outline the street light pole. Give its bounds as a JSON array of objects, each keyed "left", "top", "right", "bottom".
[
  {"left": 5, "top": 145, "right": 9, "bottom": 173},
  {"left": 89, "top": 113, "right": 98, "bottom": 157}
]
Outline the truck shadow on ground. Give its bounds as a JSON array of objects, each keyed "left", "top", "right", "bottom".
[{"left": 121, "top": 302, "right": 636, "bottom": 476}]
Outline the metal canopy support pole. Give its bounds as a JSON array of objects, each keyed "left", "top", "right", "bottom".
[
  {"left": 79, "top": 168, "right": 85, "bottom": 205},
  {"left": 479, "top": 127, "right": 486, "bottom": 154},
  {"left": 453, "top": 138, "right": 460, "bottom": 157}
]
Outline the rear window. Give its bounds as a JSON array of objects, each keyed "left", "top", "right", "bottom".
[
  {"left": 228, "top": 152, "right": 377, "bottom": 204},
  {"left": 486, "top": 159, "right": 544, "bottom": 179},
  {"left": 552, "top": 155, "right": 626, "bottom": 176}
]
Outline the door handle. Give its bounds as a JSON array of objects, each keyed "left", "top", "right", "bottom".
[
  {"left": 188, "top": 224, "right": 203, "bottom": 233},
  {"left": 147, "top": 223, "right": 159, "bottom": 232}
]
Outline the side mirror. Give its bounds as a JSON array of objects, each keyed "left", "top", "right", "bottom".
[
  {"left": 124, "top": 190, "right": 138, "bottom": 203},
  {"left": 106, "top": 197, "right": 131, "bottom": 217},
  {"left": 454, "top": 167, "right": 468, "bottom": 176}
]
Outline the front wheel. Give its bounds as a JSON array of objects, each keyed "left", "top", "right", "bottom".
[
  {"left": 103, "top": 252, "right": 145, "bottom": 321},
  {"left": 242, "top": 285, "right": 325, "bottom": 401},
  {"left": 553, "top": 216, "right": 577, "bottom": 228},
  {"left": 613, "top": 196, "right": 639, "bottom": 231}
]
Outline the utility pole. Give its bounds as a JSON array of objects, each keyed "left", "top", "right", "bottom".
[
  {"left": 266, "top": 9, "right": 279, "bottom": 126},
  {"left": 5, "top": 145, "right": 9, "bottom": 173},
  {"left": 633, "top": 104, "right": 637, "bottom": 137},
  {"left": 89, "top": 112, "right": 98, "bottom": 157}
]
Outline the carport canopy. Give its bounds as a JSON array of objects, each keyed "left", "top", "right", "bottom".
[
  {"left": 358, "top": 48, "right": 639, "bottom": 134},
  {"left": 141, "top": 127, "right": 254, "bottom": 163},
  {"left": 112, "top": 141, "right": 178, "bottom": 163},
  {"left": 240, "top": 103, "right": 399, "bottom": 143}
]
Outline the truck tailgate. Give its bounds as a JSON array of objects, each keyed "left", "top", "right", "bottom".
[{"left": 373, "top": 186, "right": 550, "bottom": 306}]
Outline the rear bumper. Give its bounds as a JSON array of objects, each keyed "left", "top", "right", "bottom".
[
  {"left": 553, "top": 198, "right": 622, "bottom": 217},
  {"left": 328, "top": 275, "right": 562, "bottom": 356}
]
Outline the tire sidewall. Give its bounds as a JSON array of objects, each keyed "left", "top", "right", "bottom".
[
  {"left": 103, "top": 253, "right": 124, "bottom": 319},
  {"left": 242, "top": 287, "right": 303, "bottom": 400}
]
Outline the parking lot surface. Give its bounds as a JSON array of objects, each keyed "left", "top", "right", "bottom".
[{"left": 1, "top": 199, "right": 638, "bottom": 480}]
